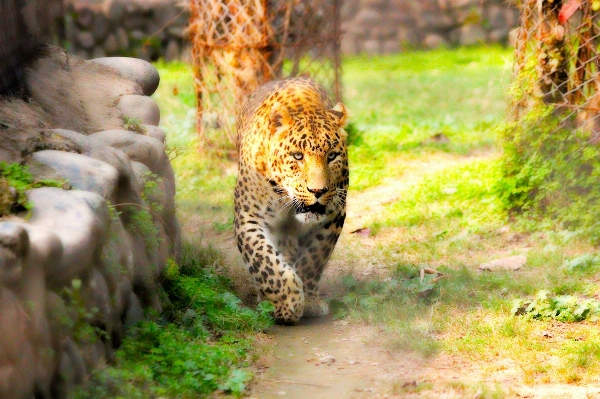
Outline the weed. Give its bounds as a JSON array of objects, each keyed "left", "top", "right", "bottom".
[
  {"left": 512, "top": 290, "right": 600, "bottom": 322},
  {"left": 128, "top": 206, "right": 161, "bottom": 249},
  {"left": 0, "top": 162, "right": 67, "bottom": 216},
  {"left": 122, "top": 116, "right": 147, "bottom": 134}
]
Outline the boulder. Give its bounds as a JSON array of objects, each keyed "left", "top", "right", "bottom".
[
  {"left": 26, "top": 188, "right": 110, "bottom": 288},
  {"left": 118, "top": 95, "right": 161, "bottom": 126}
]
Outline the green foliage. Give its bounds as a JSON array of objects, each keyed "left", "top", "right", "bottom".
[
  {"left": 498, "top": 57, "right": 600, "bottom": 241},
  {"left": 128, "top": 206, "right": 161, "bottom": 249},
  {"left": 512, "top": 290, "right": 600, "bottom": 322},
  {"left": 73, "top": 244, "right": 273, "bottom": 399},
  {"left": 60, "top": 278, "right": 103, "bottom": 343},
  {"left": 562, "top": 254, "right": 600, "bottom": 273},
  {"left": 122, "top": 116, "right": 147, "bottom": 134},
  {"left": 0, "top": 162, "right": 67, "bottom": 215}
]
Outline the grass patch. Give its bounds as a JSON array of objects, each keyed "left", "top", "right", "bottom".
[
  {"left": 343, "top": 46, "right": 513, "bottom": 190},
  {"left": 73, "top": 242, "right": 273, "bottom": 398}
]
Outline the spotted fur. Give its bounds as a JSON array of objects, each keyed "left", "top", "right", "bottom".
[{"left": 234, "top": 77, "right": 349, "bottom": 325}]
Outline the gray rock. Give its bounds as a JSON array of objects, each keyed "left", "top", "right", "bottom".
[
  {"left": 91, "top": 129, "right": 169, "bottom": 175},
  {"left": 142, "top": 124, "right": 167, "bottom": 143},
  {"left": 92, "top": 46, "right": 106, "bottom": 59},
  {"left": 341, "top": 34, "right": 359, "bottom": 55},
  {"left": 103, "top": 34, "right": 120, "bottom": 54},
  {"left": 118, "top": 95, "right": 161, "bottom": 126},
  {"left": 354, "top": 8, "right": 381, "bottom": 25},
  {"left": 508, "top": 27, "right": 519, "bottom": 48},
  {"left": 488, "top": 28, "right": 509, "bottom": 43},
  {"left": 44, "top": 129, "right": 144, "bottom": 206},
  {"left": 167, "top": 25, "right": 187, "bottom": 39},
  {"left": 486, "top": 5, "right": 507, "bottom": 30},
  {"left": 7, "top": 222, "right": 64, "bottom": 288},
  {"left": 92, "top": 13, "right": 108, "bottom": 41},
  {"left": 75, "top": 7, "right": 94, "bottom": 28},
  {"left": 54, "top": 351, "right": 75, "bottom": 399},
  {"left": 115, "top": 276, "right": 133, "bottom": 318},
  {"left": 27, "top": 188, "right": 109, "bottom": 287},
  {"left": 123, "top": 15, "right": 147, "bottom": 30},
  {"left": 0, "top": 222, "right": 28, "bottom": 285},
  {"left": 417, "top": 12, "right": 455, "bottom": 31},
  {"left": 101, "top": 216, "right": 134, "bottom": 290},
  {"left": 63, "top": 338, "right": 87, "bottom": 384},
  {"left": 459, "top": 23, "right": 486, "bottom": 46},
  {"left": 91, "top": 57, "right": 160, "bottom": 96},
  {"left": 116, "top": 27, "right": 130, "bottom": 49},
  {"left": 424, "top": 33, "right": 448, "bottom": 48},
  {"left": 164, "top": 40, "right": 180, "bottom": 62},
  {"left": 381, "top": 39, "right": 400, "bottom": 53},
  {"left": 479, "top": 255, "right": 527, "bottom": 272},
  {"left": 79, "top": 338, "right": 105, "bottom": 371},
  {"left": 32, "top": 150, "right": 119, "bottom": 203},
  {"left": 448, "top": 0, "right": 479, "bottom": 7},
  {"left": 130, "top": 29, "right": 146, "bottom": 41},
  {"left": 362, "top": 39, "right": 381, "bottom": 55},
  {"left": 102, "top": 0, "right": 124, "bottom": 20},
  {"left": 84, "top": 269, "right": 113, "bottom": 335},
  {"left": 0, "top": 287, "right": 36, "bottom": 399},
  {"left": 76, "top": 30, "right": 96, "bottom": 49},
  {"left": 181, "top": 44, "right": 193, "bottom": 63},
  {"left": 124, "top": 292, "right": 144, "bottom": 327}
]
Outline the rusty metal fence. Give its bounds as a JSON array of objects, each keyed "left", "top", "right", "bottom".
[
  {"left": 503, "top": 0, "right": 600, "bottom": 232},
  {"left": 512, "top": 0, "right": 600, "bottom": 141},
  {"left": 189, "top": 0, "right": 342, "bottom": 151}
]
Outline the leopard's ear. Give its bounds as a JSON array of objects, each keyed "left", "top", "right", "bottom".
[
  {"left": 270, "top": 102, "right": 293, "bottom": 129},
  {"left": 329, "top": 102, "right": 347, "bottom": 127}
]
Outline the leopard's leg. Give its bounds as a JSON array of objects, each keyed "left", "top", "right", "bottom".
[
  {"left": 295, "top": 215, "right": 344, "bottom": 317},
  {"left": 234, "top": 195, "right": 304, "bottom": 324}
]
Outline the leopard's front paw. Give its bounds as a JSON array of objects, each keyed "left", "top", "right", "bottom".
[{"left": 303, "top": 296, "right": 329, "bottom": 317}]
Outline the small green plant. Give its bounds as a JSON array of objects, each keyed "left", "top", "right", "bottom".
[
  {"left": 122, "top": 116, "right": 147, "bottom": 134},
  {"left": 127, "top": 206, "right": 161, "bottom": 249},
  {"left": 512, "top": 290, "right": 600, "bottom": 322},
  {"left": 562, "top": 254, "right": 600, "bottom": 273},
  {"left": 0, "top": 162, "right": 67, "bottom": 215},
  {"left": 140, "top": 171, "right": 164, "bottom": 213},
  {"left": 60, "top": 278, "right": 103, "bottom": 343}
]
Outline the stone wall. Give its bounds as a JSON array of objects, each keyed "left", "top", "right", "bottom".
[
  {"left": 63, "top": 0, "right": 518, "bottom": 61},
  {"left": 64, "top": 0, "right": 190, "bottom": 61},
  {"left": 0, "top": 46, "right": 179, "bottom": 398},
  {"left": 341, "top": 0, "right": 520, "bottom": 54}
]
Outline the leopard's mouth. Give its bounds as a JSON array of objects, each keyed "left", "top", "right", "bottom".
[{"left": 296, "top": 203, "right": 327, "bottom": 215}]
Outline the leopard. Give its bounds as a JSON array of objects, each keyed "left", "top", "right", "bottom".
[{"left": 234, "top": 77, "right": 349, "bottom": 325}]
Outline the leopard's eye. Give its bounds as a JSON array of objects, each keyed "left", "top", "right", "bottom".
[
  {"left": 292, "top": 152, "right": 304, "bottom": 161},
  {"left": 327, "top": 152, "right": 339, "bottom": 162}
]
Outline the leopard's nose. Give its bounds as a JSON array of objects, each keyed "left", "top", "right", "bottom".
[{"left": 308, "top": 187, "right": 328, "bottom": 198}]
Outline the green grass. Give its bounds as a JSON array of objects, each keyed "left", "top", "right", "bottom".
[
  {"left": 343, "top": 46, "right": 513, "bottom": 190},
  {"left": 73, "top": 243, "right": 273, "bottom": 399}
]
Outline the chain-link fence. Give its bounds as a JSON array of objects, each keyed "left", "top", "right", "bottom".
[
  {"left": 189, "top": 0, "right": 342, "bottom": 151},
  {"left": 512, "top": 0, "right": 600, "bottom": 137},
  {"left": 502, "top": 0, "right": 600, "bottom": 235}
]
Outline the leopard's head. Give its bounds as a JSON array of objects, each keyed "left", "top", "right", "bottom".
[{"left": 266, "top": 101, "right": 348, "bottom": 225}]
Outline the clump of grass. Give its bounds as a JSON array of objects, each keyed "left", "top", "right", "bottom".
[
  {"left": 73, "top": 242, "right": 273, "bottom": 399},
  {"left": 0, "top": 162, "right": 68, "bottom": 215}
]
